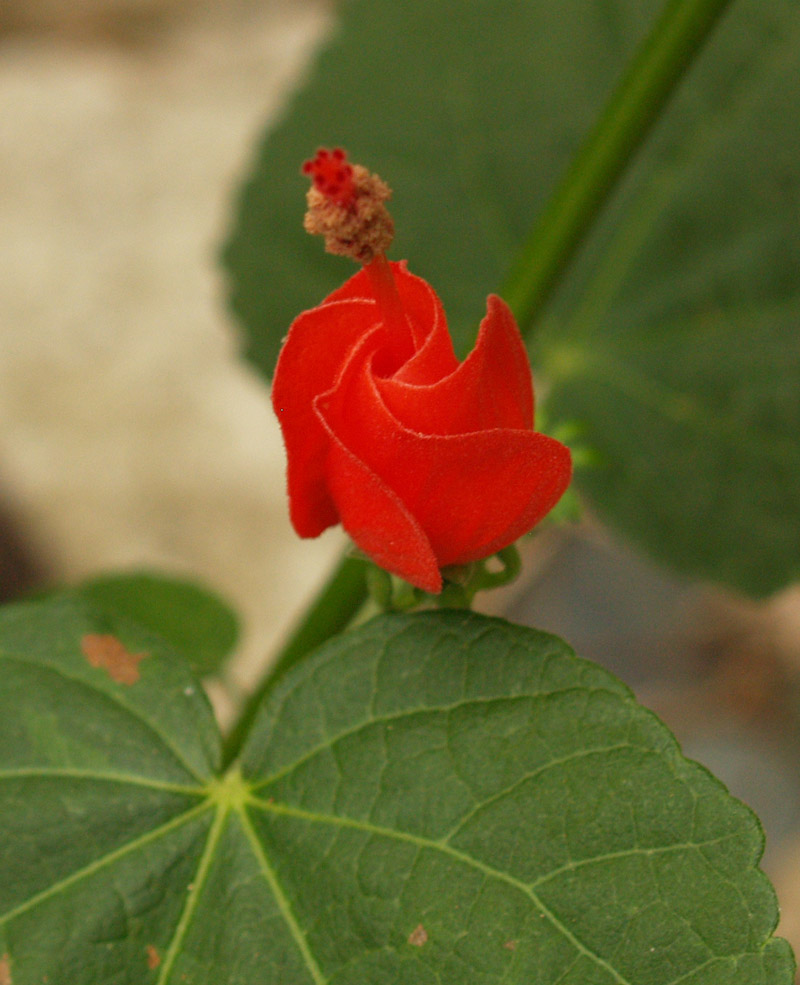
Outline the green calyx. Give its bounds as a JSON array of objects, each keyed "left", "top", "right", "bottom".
[{"left": 366, "top": 543, "right": 523, "bottom": 613}]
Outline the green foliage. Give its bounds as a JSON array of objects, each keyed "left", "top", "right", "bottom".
[
  {"left": 539, "top": 0, "right": 800, "bottom": 597},
  {"left": 221, "top": 0, "right": 663, "bottom": 371},
  {"left": 220, "top": 0, "right": 800, "bottom": 597},
  {"left": 75, "top": 570, "right": 240, "bottom": 677},
  {"left": 1, "top": 597, "right": 791, "bottom": 983}
]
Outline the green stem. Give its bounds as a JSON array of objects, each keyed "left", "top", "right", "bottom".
[
  {"left": 502, "top": 0, "right": 735, "bottom": 333},
  {"left": 222, "top": 552, "right": 367, "bottom": 765},
  {"left": 475, "top": 545, "right": 522, "bottom": 591}
]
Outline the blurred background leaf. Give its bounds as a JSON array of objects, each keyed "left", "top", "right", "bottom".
[
  {"left": 75, "top": 570, "right": 239, "bottom": 678},
  {"left": 221, "top": 0, "right": 800, "bottom": 599},
  {"left": 538, "top": 0, "right": 800, "bottom": 598},
  {"left": 221, "top": 0, "right": 665, "bottom": 369}
]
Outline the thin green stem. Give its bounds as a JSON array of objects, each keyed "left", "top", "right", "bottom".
[
  {"left": 270, "top": 554, "right": 368, "bottom": 678},
  {"left": 502, "top": 0, "right": 735, "bottom": 334},
  {"left": 223, "top": 552, "right": 367, "bottom": 765}
]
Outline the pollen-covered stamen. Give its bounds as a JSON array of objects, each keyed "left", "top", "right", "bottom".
[
  {"left": 302, "top": 147, "right": 394, "bottom": 265},
  {"left": 301, "top": 148, "right": 355, "bottom": 207}
]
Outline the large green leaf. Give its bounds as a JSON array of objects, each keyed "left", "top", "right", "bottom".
[
  {"left": 1, "top": 598, "right": 791, "bottom": 982},
  {"left": 0, "top": 595, "right": 220, "bottom": 982},
  {"left": 538, "top": 0, "right": 800, "bottom": 597},
  {"left": 220, "top": 0, "right": 800, "bottom": 597}
]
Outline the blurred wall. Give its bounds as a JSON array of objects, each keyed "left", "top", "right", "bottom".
[{"left": 0, "top": 0, "right": 342, "bottom": 718}]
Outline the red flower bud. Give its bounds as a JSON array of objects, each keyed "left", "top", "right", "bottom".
[{"left": 272, "top": 260, "right": 572, "bottom": 594}]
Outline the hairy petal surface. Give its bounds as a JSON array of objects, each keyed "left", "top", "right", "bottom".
[
  {"left": 272, "top": 298, "right": 380, "bottom": 535},
  {"left": 376, "top": 295, "right": 533, "bottom": 434},
  {"left": 316, "top": 331, "right": 571, "bottom": 575},
  {"left": 274, "top": 261, "right": 571, "bottom": 588}
]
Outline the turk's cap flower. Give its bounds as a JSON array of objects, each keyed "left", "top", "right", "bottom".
[
  {"left": 272, "top": 148, "right": 572, "bottom": 593},
  {"left": 273, "top": 256, "right": 572, "bottom": 594}
]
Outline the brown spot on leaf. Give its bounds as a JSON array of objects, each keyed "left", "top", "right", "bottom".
[
  {"left": 503, "top": 939, "right": 517, "bottom": 951},
  {"left": 146, "top": 945, "right": 161, "bottom": 970},
  {"left": 81, "top": 633, "right": 147, "bottom": 685},
  {"left": 0, "top": 953, "right": 12, "bottom": 985},
  {"left": 407, "top": 924, "right": 428, "bottom": 947}
]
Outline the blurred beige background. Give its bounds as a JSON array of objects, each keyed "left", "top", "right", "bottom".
[{"left": 0, "top": 0, "right": 346, "bottom": 719}]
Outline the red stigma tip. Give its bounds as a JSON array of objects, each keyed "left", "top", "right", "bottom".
[
  {"left": 302, "top": 148, "right": 394, "bottom": 263},
  {"left": 302, "top": 147, "right": 355, "bottom": 206}
]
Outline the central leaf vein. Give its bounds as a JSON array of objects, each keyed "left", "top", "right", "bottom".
[
  {"left": 156, "top": 800, "right": 231, "bottom": 985},
  {"left": 237, "top": 806, "right": 328, "bottom": 985},
  {"left": 0, "top": 767, "right": 205, "bottom": 795}
]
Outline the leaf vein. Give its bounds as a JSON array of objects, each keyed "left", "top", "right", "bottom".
[
  {"left": 0, "top": 651, "right": 210, "bottom": 784},
  {"left": 249, "top": 797, "right": 632, "bottom": 985},
  {"left": 156, "top": 801, "right": 230, "bottom": 985},
  {"left": 238, "top": 806, "right": 328, "bottom": 985},
  {"left": 0, "top": 800, "right": 212, "bottom": 926},
  {"left": 577, "top": 339, "right": 800, "bottom": 467},
  {"left": 528, "top": 829, "right": 745, "bottom": 891},
  {"left": 250, "top": 686, "right": 627, "bottom": 792},
  {"left": 441, "top": 741, "right": 637, "bottom": 844},
  {"left": 0, "top": 767, "right": 205, "bottom": 795}
]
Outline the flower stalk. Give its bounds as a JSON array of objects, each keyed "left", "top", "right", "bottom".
[{"left": 502, "top": 0, "right": 735, "bottom": 335}]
